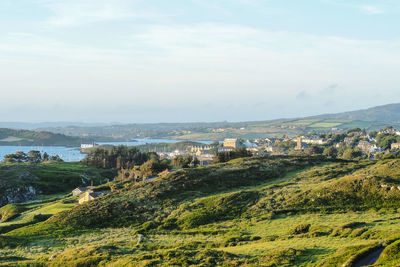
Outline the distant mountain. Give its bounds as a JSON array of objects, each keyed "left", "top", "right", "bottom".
[
  {"left": 0, "top": 128, "right": 85, "bottom": 146},
  {"left": 312, "top": 103, "right": 400, "bottom": 122}
]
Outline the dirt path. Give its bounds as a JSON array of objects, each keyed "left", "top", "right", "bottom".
[{"left": 354, "top": 247, "right": 385, "bottom": 267}]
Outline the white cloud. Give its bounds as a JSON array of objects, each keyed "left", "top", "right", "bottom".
[
  {"left": 1, "top": 22, "right": 400, "bottom": 121},
  {"left": 360, "top": 5, "right": 384, "bottom": 15},
  {"left": 37, "top": 0, "right": 164, "bottom": 27},
  {"left": 323, "top": 0, "right": 398, "bottom": 15}
]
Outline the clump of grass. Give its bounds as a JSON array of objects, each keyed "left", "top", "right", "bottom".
[
  {"left": 0, "top": 204, "right": 26, "bottom": 222},
  {"left": 289, "top": 223, "right": 311, "bottom": 235},
  {"left": 0, "top": 236, "right": 18, "bottom": 249},
  {"left": 330, "top": 222, "right": 366, "bottom": 237},
  {"left": 246, "top": 248, "right": 303, "bottom": 266}
]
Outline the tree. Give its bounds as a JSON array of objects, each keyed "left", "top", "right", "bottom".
[
  {"left": 214, "top": 148, "right": 252, "bottom": 163},
  {"left": 376, "top": 133, "right": 400, "bottom": 150},
  {"left": 323, "top": 147, "right": 338, "bottom": 158},
  {"left": 4, "top": 151, "right": 28, "bottom": 163},
  {"left": 304, "top": 146, "right": 323, "bottom": 156},
  {"left": 369, "top": 131, "right": 378, "bottom": 139},
  {"left": 140, "top": 159, "right": 164, "bottom": 177},
  {"left": 27, "top": 150, "right": 42, "bottom": 163},
  {"left": 83, "top": 145, "right": 151, "bottom": 169},
  {"left": 49, "top": 155, "right": 63, "bottom": 162},
  {"left": 342, "top": 148, "right": 362, "bottom": 160},
  {"left": 171, "top": 155, "right": 184, "bottom": 167}
]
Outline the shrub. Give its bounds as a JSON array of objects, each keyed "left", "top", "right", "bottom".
[{"left": 289, "top": 223, "right": 311, "bottom": 235}]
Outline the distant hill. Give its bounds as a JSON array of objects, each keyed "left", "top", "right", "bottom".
[
  {"left": 0, "top": 122, "right": 115, "bottom": 130},
  {"left": 3, "top": 103, "right": 400, "bottom": 141},
  {"left": 0, "top": 128, "right": 85, "bottom": 146},
  {"left": 312, "top": 103, "right": 400, "bottom": 122}
]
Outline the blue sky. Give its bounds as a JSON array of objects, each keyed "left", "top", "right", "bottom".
[{"left": 1, "top": 0, "right": 400, "bottom": 122}]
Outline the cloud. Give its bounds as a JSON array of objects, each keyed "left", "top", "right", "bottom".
[
  {"left": 320, "top": 83, "right": 339, "bottom": 94},
  {"left": 296, "top": 91, "right": 311, "bottom": 100},
  {"left": 360, "top": 5, "right": 384, "bottom": 15},
  {"left": 322, "top": 1, "right": 391, "bottom": 15},
  {"left": 1, "top": 22, "right": 400, "bottom": 121},
  {"left": 37, "top": 0, "right": 166, "bottom": 27}
]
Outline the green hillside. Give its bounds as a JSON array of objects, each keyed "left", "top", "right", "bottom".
[
  {"left": 0, "top": 128, "right": 84, "bottom": 146},
  {"left": 2, "top": 156, "right": 400, "bottom": 265}
]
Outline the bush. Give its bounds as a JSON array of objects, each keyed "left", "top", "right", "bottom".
[{"left": 289, "top": 223, "right": 310, "bottom": 235}]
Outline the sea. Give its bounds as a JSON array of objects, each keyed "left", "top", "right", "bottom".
[{"left": 0, "top": 139, "right": 214, "bottom": 162}]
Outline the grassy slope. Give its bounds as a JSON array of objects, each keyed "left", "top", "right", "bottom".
[{"left": 3, "top": 157, "right": 400, "bottom": 265}]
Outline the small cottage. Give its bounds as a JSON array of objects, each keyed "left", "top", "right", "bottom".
[
  {"left": 72, "top": 186, "right": 94, "bottom": 196},
  {"left": 78, "top": 190, "right": 105, "bottom": 204}
]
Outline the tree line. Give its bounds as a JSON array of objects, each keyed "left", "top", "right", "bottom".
[{"left": 3, "top": 151, "right": 63, "bottom": 163}]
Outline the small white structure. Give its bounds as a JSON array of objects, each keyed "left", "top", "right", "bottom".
[{"left": 81, "top": 143, "right": 96, "bottom": 149}]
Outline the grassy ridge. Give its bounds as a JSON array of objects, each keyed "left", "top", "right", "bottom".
[{"left": 4, "top": 156, "right": 400, "bottom": 265}]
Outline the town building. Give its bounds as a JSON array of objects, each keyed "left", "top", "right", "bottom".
[
  {"left": 344, "top": 137, "right": 354, "bottom": 146},
  {"left": 197, "top": 154, "right": 215, "bottom": 166},
  {"left": 80, "top": 143, "right": 97, "bottom": 149},
  {"left": 357, "top": 141, "right": 378, "bottom": 153},
  {"left": 189, "top": 145, "right": 216, "bottom": 156},
  {"left": 218, "top": 147, "right": 235, "bottom": 153},
  {"left": 295, "top": 137, "right": 307, "bottom": 150},
  {"left": 391, "top": 143, "right": 400, "bottom": 150},
  {"left": 293, "top": 136, "right": 326, "bottom": 145},
  {"left": 223, "top": 138, "right": 244, "bottom": 149}
]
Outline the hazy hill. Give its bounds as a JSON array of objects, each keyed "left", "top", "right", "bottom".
[
  {"left": 3, "top": 103, "right": 400, "bottom": 142},
  {"left": 312, "top": 103, "right": 400, "bottom": 122},
  {"left": 0, "top": 128, "right": 85, "bottom": 146}
]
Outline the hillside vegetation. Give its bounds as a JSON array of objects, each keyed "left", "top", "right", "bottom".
[{"left": 3, "top": 156, "right": 400, "bottom": 265}]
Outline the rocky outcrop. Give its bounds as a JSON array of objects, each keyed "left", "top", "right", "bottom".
[
  {"left": 0, "top": 166, "right": 41, "bottom": 207},
  {"left": 0, "top": 186, "right": 38, "bottom": 207}
]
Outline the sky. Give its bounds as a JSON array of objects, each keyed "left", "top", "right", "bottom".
[{"left": 1, "top": 0, "right": 400, "bottom": 123}]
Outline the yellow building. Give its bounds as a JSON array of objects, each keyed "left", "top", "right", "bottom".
[{"left": 223, "top": 138, "right": 243, "bottom": 149}]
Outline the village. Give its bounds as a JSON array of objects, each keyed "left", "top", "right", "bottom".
[
  {"left": 154, "top": 126, "right": 400, "bottom": 164},
  {"left": 73, "top": 126, "right": 400, "bottom": 204}
]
